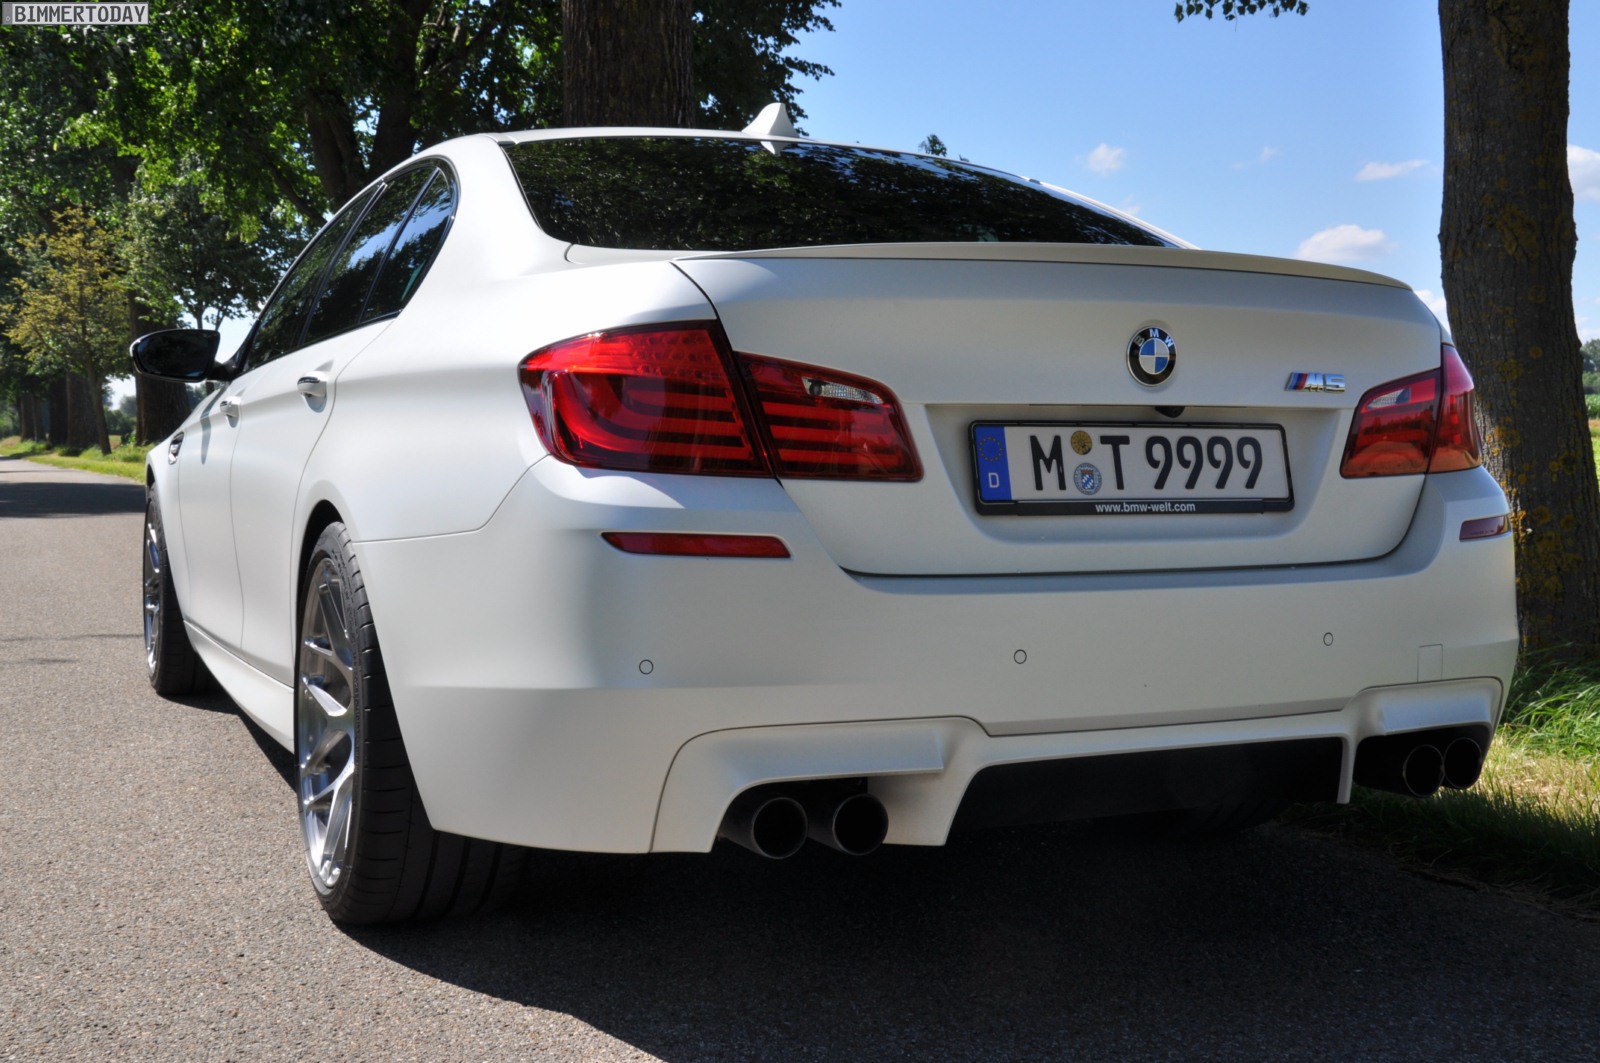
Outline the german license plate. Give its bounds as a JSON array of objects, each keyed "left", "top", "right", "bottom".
[{"left": 972, "top": 422, "right": 1293, "bottom": 515}]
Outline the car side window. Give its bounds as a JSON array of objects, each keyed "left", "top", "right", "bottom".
[
  {"left": 362, "top": 168, "right": 457, "bottom": 323},
  {"left": 303, "top": 167, "right": 433, "bottom": 347},
  {"left": 243, "top": 193, "right": 373, "bottom": 369}
]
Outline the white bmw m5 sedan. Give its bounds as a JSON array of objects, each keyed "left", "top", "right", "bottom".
[{"left": 134, "top": 107, "right": 1518, "bottom": 924}]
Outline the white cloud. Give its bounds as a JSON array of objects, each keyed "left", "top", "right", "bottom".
[
  {"left": 1233, "top": 146, "right": 1280, "bottom": 169},
  {"left": 1085, "top": 143, "right": 1126, "bottom": 176},
  {"left": 1294, "top": 224, "right": 1394, "bottom": 263},
  {"left": 1571, "top": 145, "right": 1600, "bottom": 202},
  {"left": 1117, "top": 196, "right": 1142, "bottom": 218},
  {"left": 1355, "top": 159, "right": 1427, "bottom": 182},
  {"left": 1414, "top": 288, "right": 1450, "bottom": 328}
]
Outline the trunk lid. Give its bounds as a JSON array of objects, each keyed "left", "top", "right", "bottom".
[{"left": 671, "top": 244, "right": 1443, "bottom": 576}]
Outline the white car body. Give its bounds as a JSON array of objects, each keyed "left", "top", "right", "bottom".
[{"left": 146, "top": 125, "right": 1517, "bottom": 870}]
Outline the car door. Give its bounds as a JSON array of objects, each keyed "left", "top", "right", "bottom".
[
  {"left": 175, "top": 195, "right": 371, "bottom": 654},
  {"left": 230, "top": 165, "right": 456, "bottom": 684}
]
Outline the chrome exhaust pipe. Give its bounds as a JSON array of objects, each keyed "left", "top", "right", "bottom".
[
  {"left": 718, "top": 787, "right": 808, "bottom": 859},
  {"left": 802, "top": 784, "right": 888, "bottom": 856},
  {"left": 1399, "top": 744, "right": 1444, "bottom": 797},
  {"left": 1442, "top": 737, "right": 1485, "bottom": 790},
  {"left": 1355, "top": 735, "right": 1446, "bottom": 798}
]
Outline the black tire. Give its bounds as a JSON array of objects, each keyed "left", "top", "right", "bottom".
[
  {"left": 143, "top": 487, "right": 208, "bottom": 695},
  {"left": 295, "top": 522, "right": 526, "bottom": 924}
]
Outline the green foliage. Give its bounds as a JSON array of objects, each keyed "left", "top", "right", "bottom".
[
  {"left": 1503, "top": 650, "right": 1600, "bottom": 758},
  {"left": 1174, "top": 0, "right": 1308, "bottom": 20},
  {"left": 695, "top": 0, "right": 838, "bottom": 130},
  {"left": 918, "top": 134, "right": 948, "bottom": 157},
  {"left": 123, "top": 159, "right": 300, "bottom": 328},
  {"left": 1582, "top": 337, "right": 1600, "bottom": 373},
  {"left": 103, "top": 402, "right": 133, "bottom": 439},
  {"left": 3, "top": 207, "right": 129, "bottom": 383},
  {"left": 1585, "top": 392, "right": 1600, "bottom": 418}
]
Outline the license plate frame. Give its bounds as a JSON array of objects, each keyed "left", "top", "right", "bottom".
[{"left": 970, "top": 421, "right": 1295, "bottom": 516}]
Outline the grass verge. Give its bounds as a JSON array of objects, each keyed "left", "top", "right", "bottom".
[
  {"left": 0, "top": 436, "right": 150, "bottom": 482},
  {"left": 1289, "top": 652, "right": 1600, "bottom": 918}
]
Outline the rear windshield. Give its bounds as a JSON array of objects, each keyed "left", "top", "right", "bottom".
[{"left": 503, "top": 136, "right": 1172, "bottom": 251}]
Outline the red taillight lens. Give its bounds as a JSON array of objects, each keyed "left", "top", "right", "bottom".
[
  {"left": 1430, "top": 344, "right": 1482, "bottom": 473},
  {"left": 521, "top": 324, "right": 921, "bottom": 481},
  {"left": 519, "top": 326, "right": 769, "bottom": 475},
  {"left": 1340, "top": 344, "right": 1482, "bottom": 478},
  {"left": 738, "top": 355, "right": 921, "bottom": 481}
]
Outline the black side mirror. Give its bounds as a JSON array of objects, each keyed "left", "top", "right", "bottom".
[{"left": 130, "top": 329, "right": 225, "bottom": 382}]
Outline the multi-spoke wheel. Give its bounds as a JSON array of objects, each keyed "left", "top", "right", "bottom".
[
  {"left": 295, "top": 523, "right": 527, "bottom": 924},
  {"left": 143, "top": 488, "right": 206, "bottom": 695},
  {"left": 297, "top": 556, "right": 358, "bottom": 895}
]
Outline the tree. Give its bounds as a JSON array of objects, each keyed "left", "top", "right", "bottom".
[
  {"left": 123, "top": 163, "right": 298, "bottom": 330},
  {"left": 564, "top": 0, "right": 696, "bottom": 127},
  {"left": 3, "top": 207, "right": 130, "bottom": 455},
  {"left": 1177, "top": 0, "right": 1597, "bottom": 656}
]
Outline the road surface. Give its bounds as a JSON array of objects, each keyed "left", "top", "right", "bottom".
[{"left": 3, "top": 456, "right": 1598, "bottom": 1061}]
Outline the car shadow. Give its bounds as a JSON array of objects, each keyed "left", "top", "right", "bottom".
[
  {"left": 0, "top": 462, "right": 144, "bottom": 517},
  {"left": 339, "top": 821, "right": 1600, "bottom": 1060}
]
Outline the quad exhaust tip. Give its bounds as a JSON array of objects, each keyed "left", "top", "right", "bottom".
[
  {"left": 719, "top": 781, "right": 888, "bottom": 858},
  {"left": 718, "top": 787, "right": 808, "bottom": 859},
  {"left": 1354, "top": 731, "right": 1487, "bottom": 799},
  {"left": 1442, "top": 737, "right": 1485, "bottom": 790}
]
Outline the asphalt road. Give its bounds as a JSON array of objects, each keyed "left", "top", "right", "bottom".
[{"left": 3, "top": 455, "right": 1599, "bottom": 1062}]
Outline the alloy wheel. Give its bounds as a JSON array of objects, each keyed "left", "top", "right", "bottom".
[{"left": 296, "top": 558, "right": 358, "bottom": 892}]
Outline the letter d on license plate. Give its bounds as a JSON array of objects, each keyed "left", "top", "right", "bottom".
[{"left": 972, "top": 422, "right": 1293, "bottom": 515}]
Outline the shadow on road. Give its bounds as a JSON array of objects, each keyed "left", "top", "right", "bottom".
[
  {"left": 0, "top": 463, "right": 144, "bottom": 517},
  {"left": 339, "top": 820, "right": 1600, "bottom": 1060}
]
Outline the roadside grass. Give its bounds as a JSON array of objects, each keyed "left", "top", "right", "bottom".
[
  {"left": 1288, "top": 423, "right": 1600, "bottom": 916},
  {"left": 0, "top": 436, "right": 149, "bottom": 482},
  {"left": 1289, "top": 657, "right": 1600, "bottom": 915}
]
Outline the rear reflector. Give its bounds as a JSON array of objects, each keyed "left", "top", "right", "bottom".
[
  {"left": 521, "top": 323, "right": 921, "bottom": 481},
  {"left": 601, "top": 532, "right": 791, "bottom": 557},
  {"left": 1340, "top": 344, "right": 1483, "bottom": 478},
  {"left": 1459, "top": 515, "right": 1508, "bottom": 541}
]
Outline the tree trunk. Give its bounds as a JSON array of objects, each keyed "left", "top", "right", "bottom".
[
  {"left": 138, "top": 377, "right": 193, "bottom": 444},
  {"left": 562, "top": 0, "right": 695, "bottom": 128},
  {"left": 1438, "top": 0, "right": 1597, "bottom": 656},
  {"left": 65, "top": 373, "right": 99, "bottom": 451},
  {"left": 129, "top": 295, "right": 178, "bottom": 446},
  {"left": 83, "top": 357, "right": 112, "bottom": 455},
  {"left": 47, "top": 376, "right": 68, "bottom": 446},
  {"left": 19, "top": 393, "right": 37, "bottom": 441}
]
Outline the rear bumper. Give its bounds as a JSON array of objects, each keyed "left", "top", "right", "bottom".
[{"left": 354, "top": 461, "right": 1516, "bottom": 853}]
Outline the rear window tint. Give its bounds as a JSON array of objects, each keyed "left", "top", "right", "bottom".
[
  {"left": 303, "top": 167, "right": 432, "bottom": 346},
  {"left": 363, "top": 170, "right": 456, "bottom": 321},
  {"left": 504, "top": 136, "right": 1171, "bottom": 251},
  {"left": 244, "top": 191, "right": 371, "bottom": 367}
]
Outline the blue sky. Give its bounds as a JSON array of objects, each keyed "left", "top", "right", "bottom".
[{"left": 788, "top": 0, "right": 1600, "bottom": 342}]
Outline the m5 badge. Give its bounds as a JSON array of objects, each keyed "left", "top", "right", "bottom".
[{"left": 1285, "top": 372, "right": 1346, "bottom": 393}]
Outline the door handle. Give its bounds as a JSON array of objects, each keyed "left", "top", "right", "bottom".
[
  {"left": 297, "top": 374, "right": 329, "bottom": 400},
  {"left": 218, "top": 397, "right": 241, "bottom": 424}
]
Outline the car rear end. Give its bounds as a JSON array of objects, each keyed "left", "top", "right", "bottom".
[{"left": 357, "top": 132, "right": 1517, "bottom": 857}]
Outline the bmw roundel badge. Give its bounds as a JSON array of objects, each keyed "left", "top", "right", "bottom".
[{"left": 1127, "top": 326, "right": 1176, "bottom": 387}]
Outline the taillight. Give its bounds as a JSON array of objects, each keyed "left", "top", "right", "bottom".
[
  {"left": 519, "top": 326, "right": 769, "bottom": 475},
  {"left": 520, "top": 324, "right": 921, "bottom": 481},
  {"left": 738, "top": 355, "right": 921, "bottom": 481},
  {"left": 1429, "top": 344, "right": 1482, "bottom": 472},
  {"left": 1340, "top": 344, "right": 1482, "bottom": 478}
]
